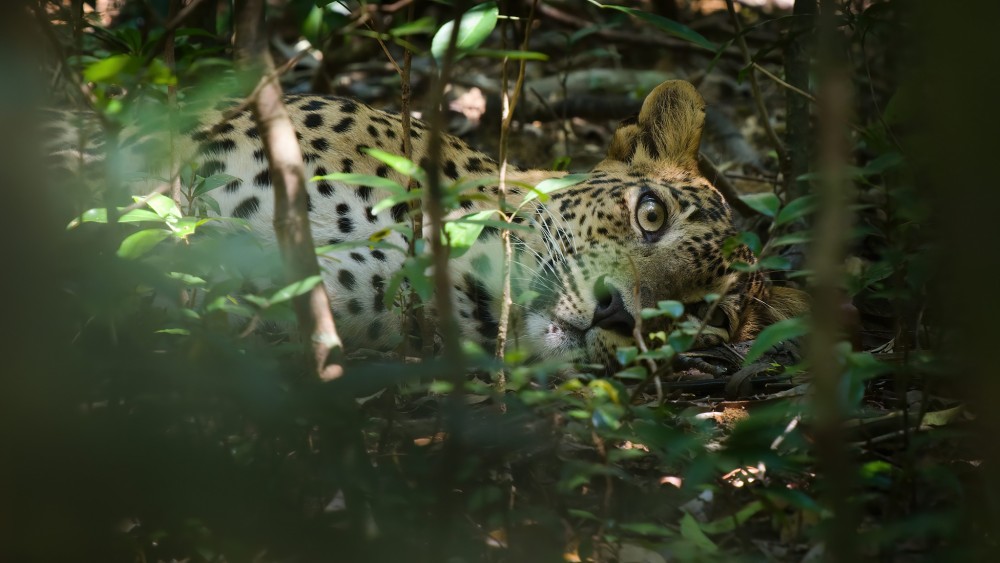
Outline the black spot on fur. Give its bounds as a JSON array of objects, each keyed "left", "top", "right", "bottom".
[
  {"left": 336, "top": 203, "right": 350, "bottom": 215},
  {"left": 340, "top": 100, "right": 358, "bottom": 114},
  {"left": 254, "top": 169, "right": 271, "bottom": 188},
  {"left": 372, "top": 275, "right": 386, "bottom": 312},
  {"left": 200, "top": 160, "right": 226, "bottom": 176},
  {"left": 201, "top": 138, "right": 237, "bottom": 155},
  {"left": 253, "top": 148, "right": 266, "bottom": 163},
  {"left": 304, "top": 113, "right": 323, "bottom": 129},
  {"left": 465, "top": 157, "right": 485, "bottom": 173},
  {"left": 245, "top": 126, "right": 259, "bottom": 139},
  {"left": 232, "top": 196, "right": 260, "bottom": 219},
  {"left": 376, "top": 165, "right": 389, "bottom": 178},
  {"left": 443, "top": 160, "right": 459, "bottom": 180},
  {"left": 341, "top": 159, "right": 353, "bottom": 173},
  {"left": 338, "top": 216, "right": 354, "bottom": 234},
  {"left": 463, "top": 273, "right": 498, "bottom": 340},
  {"left": 224, "top": 178, "right": 243, "bottom": 193},
  {"left": 390, "top": 202, "right": 408, "bottom": 223},
  {"left": 357, "top": 185, "right": 373, "bottom": 202},
  {"left": 347, "top": 298, "right": 362, "bottom": 314},
  {"left": 365, "top": 207, "right": 377, "bottom": 223},
  {"left": 303, "top": 153, "right": 319, "bottom": 163},
  {"left": 333, "top": 117, "right": 355, "bottom": 133},
  {"left": 311, "top": 137, "right": 330, "bottom": 152},
  {"left": 300, "top": 99, "right": 329, "bottom": 111},
  {"left": 216, "top": 122, "right": 235, "bottom": 134},
  {"left": 338, "top": 269, "right": 356, "bottom": 290},
  {"left": 350, "top": 252, "right": 366, "bottom": 263},
  {"left": 315, "top": 166, "right": 333, "bottom": 196},
  {"left": 371, "top": 249, "right": 387, "bottom": 262}
]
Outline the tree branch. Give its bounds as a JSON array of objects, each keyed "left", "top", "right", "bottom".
[{"left": 235, "top": 0, "right": 343, "bottom": 381}]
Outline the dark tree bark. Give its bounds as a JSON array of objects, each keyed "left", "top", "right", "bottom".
[
  {"left": 783, "top": 0, "right": 816, "bottom": 199},
  {"left": 234, "top": 0, "right": 343, "bottom": 380},
  {"left": 808, "top": 1, "right": 858, "bottom": 560}
]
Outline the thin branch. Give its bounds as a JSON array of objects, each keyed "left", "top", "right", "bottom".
[
  {"left": 495, "top": 0, "right": 539, "bottom": 394},
  {"left": 753, "top": 61, "right": 816, "bottom": 103},
  {"left": 725, "top": 0, "right": 789, "bottom": 182},
  {"left": 697, "top": 153, "right": 758, "bottom": 218},
  {"left": 235, "top": 0, "right": 343, "bottom": 381},
  {"left": 535, "top": 1, "right": 757, "bottom": 63}
]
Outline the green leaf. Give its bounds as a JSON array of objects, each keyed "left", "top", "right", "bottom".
[
  {"left": 431, "top": 2, "right": 499, "bottom": 63},
  {"left": 679, "top": 512, "right": 718, "bottom": 553},
  {"left": 84, "top": 54, "right": 133, "bottom": 83},
  {"left": 739, "top": 192, "right": 780, "bottom": 217},
  {"left": 699, "top": 501, "right": 764, "bottom": 534},
  {"left": 758, "top": 255, "right": 792, "bottom": 270},
  {"left": 117, "top": 229, "right": 171, "bottom": 259},
  {"left": 615, "top": 366, "right": 647, "bottom": 381},
  {"left": 195, "top": 173, "right": 240, "bottom": 196},
  {"left": 157, "top": 328, "right": 190, "bottom": 336},
  {"left": 723, "top": 231, "right": 761, "bottom": 258},
  {"left": 521, "top": 173, "right": 589, "bottom": 204},
  {"left": 167, "top": 272, "right": 207, "bottom": 286},
  {"left": 860, "top": 151, "right": 904, "bottom": 176},
  {"left": 466, "top": 48, "right": 549, "bottom": 61},
  {"left": 770, "top": 232, "right": 811, "bottom": 247},
  {"left": 388, "top": 17, "right": 436, "bottom": 37},
  {"left": 596, "top": 5, "right": 717, "bottom": 51},
  {"left": 69, "top": 207, "right": 165, "bottom": 227},
  {"left": 141, "top": 193, "right": 182, "bottom": 219},
  {"left": 443, "top": 209, "right": 496, "bottom": 255},
  {"left": 362, "top": 148, "right": 427, "bottom": 185},
  {"left": 618, "top": 522, "right": 675, "bottom": 537},
  {"left": 743, "top": 317, "right": 808, "bottom": 364},
  {"left": 372, "top": 191, "right": 421, "bottom": 215},
  {"left": 616, "top": 346, "right": 638, "bottom": 366},
  {"left": 774, "top": 195, "right": 817, "bottom": 226},
  {"left": 312, "top": 173, "right": 407, "bottom": 196},
  {"left": 268, "top": 275, "right": 324, "bottom": 306},
  {"left": 657, "top": 300, "right": 684, "bottom": 319}
]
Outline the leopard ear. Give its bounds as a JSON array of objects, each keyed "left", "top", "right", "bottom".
[{"left": 604, "top": 80, "right": 705, "bottom": 171}]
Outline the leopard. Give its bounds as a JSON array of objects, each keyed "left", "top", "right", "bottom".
[{"left": 48, "top": 80, "right": 807, "bottom": 367}]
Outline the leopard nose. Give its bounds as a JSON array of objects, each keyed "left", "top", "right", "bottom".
[{"left": 592, "top": 277, "right": 635, "bottom": 337}]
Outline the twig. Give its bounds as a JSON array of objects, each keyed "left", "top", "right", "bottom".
[
  {"left": 495, "top": 0, "right": 539, "bottom": 394},
  {"left": 535, "top": 1, "right": 754, "bottom": 62},
  {"left": 724, "top": 0, "right": 789, "bottom": 183},
  {"left": 235, "top": 0, "right": 343, "bottom": 381},
  {"left": 423, "top": 5, "right": 467, "bottom": 369},
  {"left": 697, "top": 153, "right": 758, "bottom": 218},
  {"left": 753, "top": 61, "right": 816, "bottom": 103}
]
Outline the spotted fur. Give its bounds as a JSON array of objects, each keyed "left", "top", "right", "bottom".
[{"left": 50, "top": 81, "right": 807, "bottom": 365}]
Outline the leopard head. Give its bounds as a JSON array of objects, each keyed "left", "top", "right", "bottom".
[{"left": 512, "top": 81, "right": 807, "bottom": 365}]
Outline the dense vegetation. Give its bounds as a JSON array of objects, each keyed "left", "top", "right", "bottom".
[{"left": 2, "top": 0, "right": 998, "bottom": 561}]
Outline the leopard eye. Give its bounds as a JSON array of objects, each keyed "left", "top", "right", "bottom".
[{"left": 636, "top": 195, "right": 667, "bottom": 234}]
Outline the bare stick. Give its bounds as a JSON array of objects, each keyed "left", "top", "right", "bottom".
[
  {"left": 697, "top": 153, "right": 758, "bottom": 218},
  {"left": 235, "top": 0, "right": 343, "bottom": 381},
  {"left": 423, "top": 6, "right": 467, "bottom": 368},
  {"left": 495, "top": 0, "right": 539, "bottom": 394},
  {"left": 725, "top": 0, "right": 789, "bottom": 183}
]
